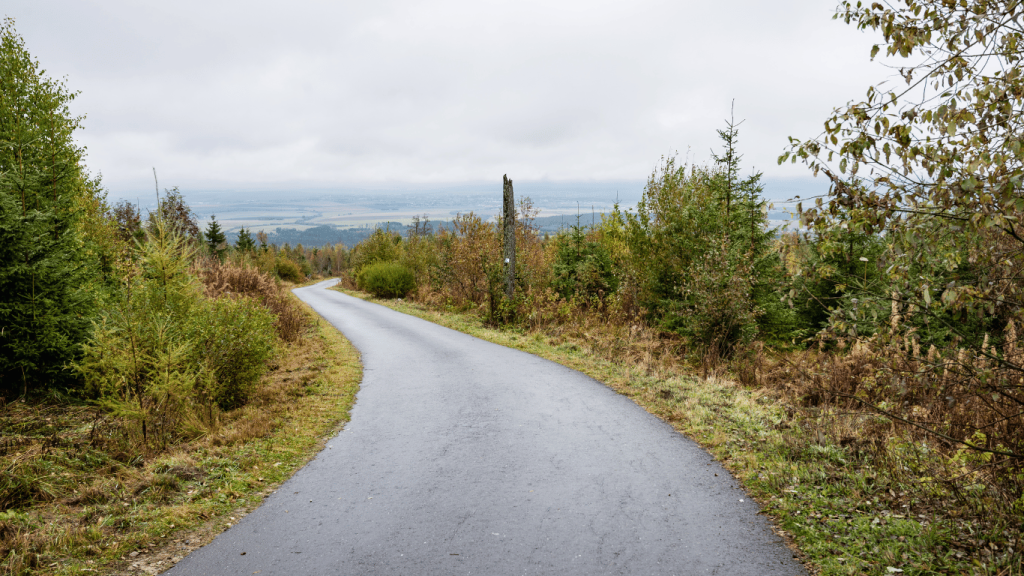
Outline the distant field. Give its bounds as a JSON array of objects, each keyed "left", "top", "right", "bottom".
[{"left": 120, "top": 179, "right": 805, "bottom": 248}]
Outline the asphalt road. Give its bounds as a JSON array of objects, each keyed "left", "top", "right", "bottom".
[{"left": 166, "top": 279, "right": 806, "bottom": 576}]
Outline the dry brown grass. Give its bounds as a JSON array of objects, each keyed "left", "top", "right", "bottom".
[
  {"left": 742, "top": 333, "right": 1024, "bottom": 530},
  {"left": 195, "top": 261, "right": 311, "bottom": 342}
]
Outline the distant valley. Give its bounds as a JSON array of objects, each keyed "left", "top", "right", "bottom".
[{"left": 129, "top": 179, "right": 811, "bottom": 248}]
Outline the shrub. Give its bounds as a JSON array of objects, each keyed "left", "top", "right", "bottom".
[
  {"left": 661, "top": 234, "right": 759, "bottom": 357},
  {"left": 351, "top": 228, "right": 402, "bottom": 274},
  {"left": 275, "top": 258, "right": 303, "bottom": 283},
  {"left": 429, "top": 213, "right": 500, "bottom": 308},
  {"left": 399, "top": 234, "right": 438, "bottom": 287},
  {"left": 358, "top": 261, "right": 416, "bottom": 298},
  {"left": 193, "top": 295, "right": 276, "bottom": 409}
]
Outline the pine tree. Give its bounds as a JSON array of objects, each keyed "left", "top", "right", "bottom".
[
  {"left": 711, "top": 103, "right": 743, "bottom": 220},
  {"left": 205, "top": 215, "right": 226, "bottom": 260},
  {"left": 626, "top": 116, "right": 794, "bottom": 354},
  {"left": 0, "top": 18, "right": 103, "bottom": 395},
  {"left": 711, "top": 118, "right": 793, "bottom": 343},
  {"left": 235, "top": 227, "right": 256, "bottom": 252}
]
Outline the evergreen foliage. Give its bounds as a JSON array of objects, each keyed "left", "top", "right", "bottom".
[
  {"left": 235, "top": 226, "right": 256, "bottom": 252},
  {"left": 0, "top": 18, "right": 102, "bottom": 396},
  {"left": 551, "top": 218, "right": 617, "bottom": 301},
  {"left": 205, "top": 215, "right": 227, "bottom": 260},
  {"left": 77, "top": 221, "right": 277, "bottom": 449},
  {"left": 613, "top": 122, "right": 792, "bottom": 356},
  {"left": 782, "top": 225, "right": 886, "bottom": 343}
]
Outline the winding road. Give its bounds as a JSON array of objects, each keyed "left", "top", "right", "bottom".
[{"left": 166, "top": 279, "right": 805, "bottom": 575}]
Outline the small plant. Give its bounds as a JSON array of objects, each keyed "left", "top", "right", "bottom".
[{"left": 357, "top": 261, "right": 416, "bottom": 298}]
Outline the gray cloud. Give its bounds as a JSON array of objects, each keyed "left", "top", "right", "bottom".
[{"left": 7, "top": 0, "right": 886, "bottom": 198}]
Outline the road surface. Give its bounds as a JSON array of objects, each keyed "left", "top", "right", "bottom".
[{"left": 166, "top": 279, "right": 805, "bottom": 575}]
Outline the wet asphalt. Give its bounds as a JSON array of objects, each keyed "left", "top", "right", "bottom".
[{"left": 165, "top": 279, "right": 806, "bottom": 576}]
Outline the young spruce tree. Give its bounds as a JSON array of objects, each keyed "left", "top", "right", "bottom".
[
  {"left": 205, "top": 215, "right": 227, "bottom": 260},
  {"left": 235, "top": 227, "right": 256, "bottom": 252}
]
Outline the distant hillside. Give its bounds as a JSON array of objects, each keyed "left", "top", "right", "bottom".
[
  {"left": 225, "top": 208, "right": 794, "bottom": 248},
  {"left": 225, "top": 225, "right": 377, "bottom": 249},
  {"left": 225, "top": 222, "right": 446, "bottom": 249},
  {"left": 531, "top": 213, "right": 604, "bottom": 233}
]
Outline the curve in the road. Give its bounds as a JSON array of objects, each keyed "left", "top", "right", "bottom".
[{"left": 166, "top": 279, "right": 806, "bottom": 576}]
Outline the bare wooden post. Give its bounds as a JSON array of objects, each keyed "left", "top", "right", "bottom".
[{"left": 503, "top": 174, "right": 516, "bottom": 298}]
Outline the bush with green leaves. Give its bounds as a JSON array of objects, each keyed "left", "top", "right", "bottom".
[
  {"left": 192, "top": 294, "right": 276, "bottom": 409},
  {"left": 662, "top": 233, "right": 761, "bottom": 354},
  {"left": 275, "top": 258, "right": 304, "bottom": 282},
  {"left": 351, "top": 228, "right": 403, "bottom": 274},
  {"left": 357, "top": 261, "right": 416, "bottom": 298},
  {"left": 400, "top": 234, "right": 439, "bottom": 287}
]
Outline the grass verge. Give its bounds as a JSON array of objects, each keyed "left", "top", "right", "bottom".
[
  {"left": 0, "top": 296, "right": 361, "bottom": 576},
  {"left": 339, "top": 288, "right": 1022, "bottom": 576}
]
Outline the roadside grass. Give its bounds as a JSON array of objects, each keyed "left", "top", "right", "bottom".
[
  {"left": 340, "top": 288, "right": 1023, "bottom": 576},
  {"left": 0, "top": 297, "right": 361, "bottom": 576}
]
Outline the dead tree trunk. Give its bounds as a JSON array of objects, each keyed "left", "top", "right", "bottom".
[{"left": 503, "top": 174, "right": 515, "bottom": 299}]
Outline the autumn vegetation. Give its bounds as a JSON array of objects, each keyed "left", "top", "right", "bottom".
[
  {"left": 5, "top": 1, "right": 1024, "bottom": 574},
  {"left": 332, "top": 2, "right": 1024, "bottom": 572}
]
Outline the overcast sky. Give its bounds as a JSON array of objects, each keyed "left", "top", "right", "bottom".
[{"left": 5, "top": 1, "right": 888, "bottom": 201}]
